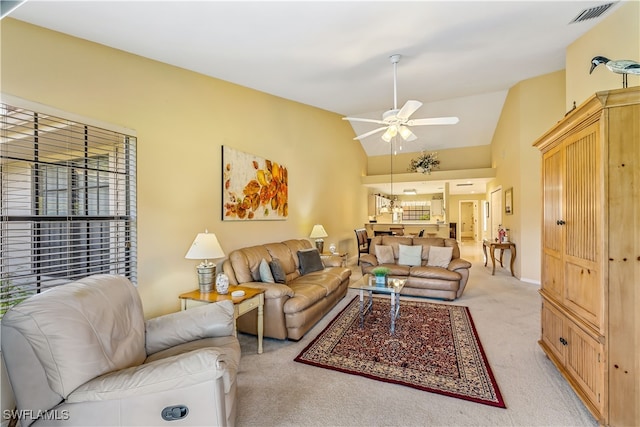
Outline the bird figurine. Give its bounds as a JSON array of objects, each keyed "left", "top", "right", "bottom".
[{"left": 590, "top": 56, "right": 640, "bottom": 88}]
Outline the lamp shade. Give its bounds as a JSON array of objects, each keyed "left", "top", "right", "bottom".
[
  {"left": 309, "top": 224, "right": 328, "bottom": 239},
  {"left": 185, "top": 231, "right": 225, "bottom": 261}
]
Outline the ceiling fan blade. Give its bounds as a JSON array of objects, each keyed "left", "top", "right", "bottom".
[
  {"left": 396, "top": 100, "right": 423, "bottom": 120},
  {"left": 407, "top": 116, "right": 460, "bottom": 126},
  {"left": 353, "top": 126, "right": 388, "bottom": 140},
  {"left": 342, "top": 117, "right": 385, "bottom": 125}
]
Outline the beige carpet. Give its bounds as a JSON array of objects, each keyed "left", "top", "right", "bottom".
[{"left": 234, "top": 241, "right": 597, "bottom": 426}]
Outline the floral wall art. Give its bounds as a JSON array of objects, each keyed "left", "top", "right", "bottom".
[{"left": 221, "top": 146, "right": 288, "bottom": 221}]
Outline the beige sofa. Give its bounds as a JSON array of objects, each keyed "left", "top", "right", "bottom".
[
  {"left": 360, "top": 236, "right": 472, "bottom": 300},
  {"left": 1, "top": 275, "right": 240, "bottom": 427},
  {"left": 222, "top": 239, "right": 351, "bottom": 340}
]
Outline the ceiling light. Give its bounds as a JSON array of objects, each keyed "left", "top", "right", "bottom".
[
  {"left": 381, "top": 125, "right": 397, "bottom": 142},
  {"left": 403, "top": 189, "right": 417, "bottom": 195},
  {"left": 398, "top": 125, "right": 413, "bottom": 140}
]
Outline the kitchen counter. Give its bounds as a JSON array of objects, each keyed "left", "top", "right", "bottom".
[{"left": 365, "top": 222, "right": 453, "bottom": 238}]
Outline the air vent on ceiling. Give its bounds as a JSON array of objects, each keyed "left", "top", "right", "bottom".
[
  {"left": 456, "top": 183, "right": 473, "bottom": 187},
  {"left": 570, "top": 2, "right": 615, "bottom": 23}
]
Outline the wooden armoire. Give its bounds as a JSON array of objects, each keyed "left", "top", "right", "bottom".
[{"left": 533, "top": 87, "right": 639, "bottom": 426}]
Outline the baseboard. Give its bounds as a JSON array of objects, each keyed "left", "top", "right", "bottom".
[{"left": 520, "top": 277, "right": 541, "bottom": 286}]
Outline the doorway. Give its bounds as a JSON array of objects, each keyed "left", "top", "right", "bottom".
[{"left": 459, "top": 200, "right": 479, "bottom": 242}]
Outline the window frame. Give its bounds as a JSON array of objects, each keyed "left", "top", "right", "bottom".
[{"left": 1, "top": 96, "right": 137, "bottom": 317}]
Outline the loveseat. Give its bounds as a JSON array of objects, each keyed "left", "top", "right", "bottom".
[
  {"left": 222, "top": 239, "right": 351, "bottom": 340},
  {"left": 360, "top": 236, "right": 472, "bottom": 300}
]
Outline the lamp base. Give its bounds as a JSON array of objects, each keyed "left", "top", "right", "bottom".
[
  {"left": 196, "top": 264, "right": 216, "bottom": 293},
  {"left": 315, "top": 239, "right": 324, "bottom": 254}
]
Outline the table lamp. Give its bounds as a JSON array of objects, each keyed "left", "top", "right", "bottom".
[
  {"left": 309, "top": 224, "right": 328, "bottom": 253},
  {"left": 185, "top": 230, "right": 225, "bottom": 293}
]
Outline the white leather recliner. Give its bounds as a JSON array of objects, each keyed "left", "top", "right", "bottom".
[{"left": 1, "top": 274, "right": 240, "bottom": 426}]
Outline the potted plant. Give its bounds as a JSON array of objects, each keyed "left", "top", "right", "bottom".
[{"left": 371, "top": 266, "right": 391, "bottom": 287}]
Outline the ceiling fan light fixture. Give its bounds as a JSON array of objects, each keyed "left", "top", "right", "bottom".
[
  {"left": 398, "top": 125, "right": 413, "bottom": 140},
  {"left": 381, "top": 125, "right": 397, "bottom": 142},
  {"left": 343, "top": 54, "right": 459, "bottom": 142}
]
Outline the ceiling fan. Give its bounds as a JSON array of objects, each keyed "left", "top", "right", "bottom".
[{"left": 343, "top": 54, "right": 459, "bottom": 142}]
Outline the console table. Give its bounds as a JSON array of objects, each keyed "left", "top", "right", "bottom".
[{"left": 482, "top": 240, "right": 516, "bottom": 276}]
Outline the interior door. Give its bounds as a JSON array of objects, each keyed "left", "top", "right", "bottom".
[{"left": 460, "top": 201, "right": 474, "bottom": 239}]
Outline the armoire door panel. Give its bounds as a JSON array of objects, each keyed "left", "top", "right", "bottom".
[
  {"left": 541, "top": 300, "right": 565, "bottom": 362},
  {"left": 542, "top": 252, "right": 563, "bottom": 301},
  {"left": 564, "top": 322, "right": 604, "bottom": 415},
  {"left": 543, "top": 147, "right": 563, "bottom": 254},
  {"left": 564, "top": 260, "right": 601, "bottom": 329},
  {"left": 564, "top": 123, "right": 601, "bottom": 266}
]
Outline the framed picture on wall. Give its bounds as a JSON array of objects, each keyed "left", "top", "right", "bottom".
[
  {"left": 505, "top": 187, "right": 513, "bottom": 215},
  {"left": 221, "top": 145, "right": 288, "bottom": 221}
]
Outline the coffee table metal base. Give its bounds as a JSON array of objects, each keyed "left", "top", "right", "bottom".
[
  {"left": 359, "top": 289, "right": 401, "bottom": 334},
  {"left": 356, "top": 276, "right": 406, "bottom": 335}
]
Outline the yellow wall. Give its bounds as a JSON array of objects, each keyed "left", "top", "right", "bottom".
[
  {"left": 367, "top": 144, "right": 491, "bottom": 175},
  {"left": 566, "top": 1, "right": 640, "bottom": 110},
  {"left": 0, "top": 19, "right": 368, "bottom": 318},
  {"left": 488, "top": 71, "right": 566, "bottom": 282}
]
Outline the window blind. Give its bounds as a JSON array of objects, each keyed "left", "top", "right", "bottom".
[{"left": 1, "top": 103, "right": 137, "bottom": 317}]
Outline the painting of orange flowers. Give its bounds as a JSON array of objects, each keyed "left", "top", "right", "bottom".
[{"left": 222, "top": 146, "right": 288, "bottom": 221}]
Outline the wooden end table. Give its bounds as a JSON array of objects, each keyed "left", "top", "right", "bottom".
[
  {"left": 179, "top": 285, "right": 265, "bottom": 354},
  {"left": 482, "top": 240, "right": 516, "bottom": 276},
  {"left": 320, "top": 251, "right": 348, "bottom": 267}
]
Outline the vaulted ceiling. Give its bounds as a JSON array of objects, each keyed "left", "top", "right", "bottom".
[{"left": 6, "top": 1, "right": 622, "bottom": 194}]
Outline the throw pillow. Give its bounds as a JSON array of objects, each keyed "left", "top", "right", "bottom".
[
  {"left": 427, "top": 246, "right": 454, "bottom": 268},
  {"left": 297, "top": 248, "right": 324, "bottom": 275},
  {"left": 259, "top": 258, "right": 275, "bottom": 283},
  {"left": 269, "top": 258, "right": 287, "bottom": 284},
  {"left": 375, "top": 245, "right": 395, "bottom": 264},
  {"left": 398, "top": 244, "right": 422, "bottom": 266}
]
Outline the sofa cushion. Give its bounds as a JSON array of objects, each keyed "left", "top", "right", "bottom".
[
  {"left": 292, "top": 271, "right": 342, "bottom": 296},
  {"left": 427, "top": 246, "right": 454, "bottom": 268},
  {"left": 228, "top": 245, "right": 273, "bottom": 283},
  {"left": 265, "top": 242, "right": 298, "bottom": 276},
  {"left": 270, "top": 258, "right": 287, "bottom": 283},
  {"left": 259, "top": 259, "right": 275, "bottom": 283},
  {"left": 282, "top": 239, "right": 313, "bottom": 269},
  {"left": 375, "top": 264, "right": 411, "bottom": 276},
  {"left": 323, "top": 266, "right": 351, "bottom": 283},
  {"left": 375, "top": 245, "right": 395, "bottom": 264},
  {"left": 283, "top": 283, "right": 328, "bottom": 314},
  {"left": 410, "top": 266, "right": 462, "bottom": 281},
  {"left": 380, "top": 236, "right": 413, "bottom": 257},
  {"left": 398, "top": 244, "right": 422, "bottom": 266},
  {"left": 412, "top": 237, "right": 445, "bottom": 261},
  {"left": 297, "top": 248, "right": 324, "bottom": 275}
]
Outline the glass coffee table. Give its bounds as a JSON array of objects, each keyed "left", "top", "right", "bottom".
[{"left": 355, "top": 274, "right": 406, "bottom": 334}]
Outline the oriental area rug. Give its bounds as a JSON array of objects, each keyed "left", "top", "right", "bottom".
[{"left": 294, "top": 296, "right": 506, "bottom": 408}]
